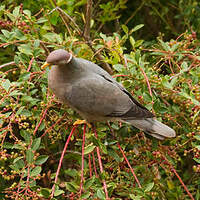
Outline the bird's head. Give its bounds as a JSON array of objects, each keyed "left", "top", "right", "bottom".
[{"left": 41, "top": 49, "right": 72, "bottom": 69}]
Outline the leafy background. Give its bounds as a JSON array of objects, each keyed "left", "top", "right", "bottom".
[{"left": 0, "top": 0, "right": 200, "bottom": 199}]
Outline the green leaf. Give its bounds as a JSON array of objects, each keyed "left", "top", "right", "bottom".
[
  {"left": 84, "top": 176, "right": 95, "bottom": 189},
  {"left": 54, "top": 189, "right": 64, "bottom": 197},
  {"left": 99, "top": 33, "right": 107, "bottom": 41},
  {"left": 122, "top": 25, "right": 129, "bottom": 34},
  {"left": 179, "top": 91, "right": 200, "bottom": 106},
  {"left": 1, "top": 29, "right": 12, "bottom": 39},
  {"left": 84, "top": 144, "right": 96, "bottom": 155},
  {"left": 9, "top": 90, "right": 24, "bottom": 96},
  {"left": 108, "top": 148, "right": 121, "bottom": 162},
  {"left": 4, "top": 111, "right": 12, "bottom": 118},
  {"left": 132, "top": 24, "right": 144, "bottom": 32},
  {"left": 19, "top": 72, "right": 31, "bottom": 81},
  {"left": 180, "top": 61, "right": 188, "bottom": 72},
  {"left": 23, "top": 9, "right": 31, "bottom": 17},
  {"left": 36, "top": 17, "right": 48, "bottom": 24},
  {"left": 12, "top": 144, "right": 25, "bottom": 150},
  {"left": 97, "top": 188, "right": 105, "bottom": 199},
  {"left": 26, "top": 149, "right": 34, "bottom": 164},
  {"left": 80, "top": 191, "right": 91, "bottom": 199},
  {"left": 31, "top": 166, "right": 42, "bottom": 176},
  {"left": 19, "top": 109, "right": 32, "bottom": 117},
  {"left": 161, "top": 77, "right": 173, "bottom": 89},
  {"left": 66, "top": 182, "right": 79, "bottom": 193},
  {"left": 195, "top": 145, "right": 200, "bottom": 150},
  {"left": 194, "top": 135, "right": 200, "bottom": 141},
  {"left": 100, "top": 143, "right": 107, "bottom": 154},
  {"left": 31, "top": 138, "right": 41, "bottom": 151},
  {"left": 2, "top": 79, "right": 11, "bottom": 92},
  {"left": 34, "top": 40, "right": 40, "bottom": 48},
  {"left": 43, "top": 33, "right": 63, "bottom": 44},
  {"left": 144, "top": 182, "right": 154, "bottom": 192},
  {"left": 13, "top": 6, "right": 20, "bottom": 18},
  {"left": 21, "top": 95, "right": 37, "bottom": 103},
  {"left": 13, "top": 156, "right": 24, "bottom": 164},
  {"left": 130, "top": 194, "right": 142, "bottom": 200},
  {"left": 14, "top": 29, "right": 27, "bottom": 40},
  {"left": 158, "top": 39, "right": 171, "bottom": 51},
  {"left": 130, "top": 36, "right": 135, "bottom": 48},
  {"left": 35, "top": 155, "right": 49, "bottom": 165},
  {"left": 3, "top": 142, "right": 13, "bottom": 149},
  {"left": 113, "top": 64, "right": 124, "bottom": 72},
  {"left": 18, "top": 44, "right": 33, "bottom": 55},
  {"left": 134, "top": 40, "right": 144, "bottom": 48},
  {"left": 13, "top": 159, "right": 25, "bottom": 170},
  {"left": 40, "top": 188, "right": 50, "bottom": 198},
  {"left": 20, "top": 130, "right": 31, "bottom": 143},
  {"left": 193, "top": 158, "right": 200, "bottom": 164},
  {"left": 135, "top": 50, "right": 141, "bottom": 63},
  {"left": 65, "top": 169, "right": 78, "bottom": 177}
]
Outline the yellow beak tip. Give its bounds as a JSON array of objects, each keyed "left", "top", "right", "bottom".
[{"left": 41, "top": 62, "right": 50, "bottom": 70}]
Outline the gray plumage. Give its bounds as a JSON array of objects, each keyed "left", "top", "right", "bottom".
[{"left": 45, "top": 49, "right": 176, "bottom": 140}]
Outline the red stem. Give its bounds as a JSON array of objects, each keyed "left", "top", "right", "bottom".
[
  {"left": 41, "top": 114, "right": 67, "bottom": 137},
  {"left": 27, "top": 56, "right": 34, "bottom": 72},
  {"left": 139, "top": 67, "right": 152, "bottom": 98},
  {"left": 79, "top": 124, "right": 86, "bottom": 198},
  {"left": 33, "top": 107, "right": 48, "bottom": 135},
  {"left": 51, "top": 125, "right": 77, "bottom": 198},
  {"left": 93, "top": 127, "right": 109, "bottom": 199},
  {"left": 33, "top": 94, "right": 55, "bottom": 136},
  {"left": 162, "top": 156, "right": 194, "bottom": 200},
  {"left": 112, "top": 74, "right": 129, "bottom": 78},
  {"left": 117, "top": 143, "right": 142, "bottom": 188}
]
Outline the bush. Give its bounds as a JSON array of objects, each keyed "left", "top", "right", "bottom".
[{"left": 0, "top": 1, "right": 199, "bottom": 199}]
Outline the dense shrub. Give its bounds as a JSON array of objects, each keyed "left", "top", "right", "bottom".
[{"left": 0, "top": 1, "right": 200, "bottom": 199}]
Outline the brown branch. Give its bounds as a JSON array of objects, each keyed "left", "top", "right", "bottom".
[
  {"left": 0, "top": 61, "right": 15, "bottom": 69},
  {"left": 49, "top": 6, "right": 113, "bottom": 74},
  {"left": 49, "top": 6, "right": 82, "bottom": 35},
  {"left": 87, "top": 41, "right": 113, "bottom": 74},
  {"left": 125, "top": 0, "right": 145, "bottom": 25},
  {"left": 83, "top": 0, "right": 93, "bottom": 41}
]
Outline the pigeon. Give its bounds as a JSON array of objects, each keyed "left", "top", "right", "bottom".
[{"left": 41, "top": 49, "right": 176, "bottom": 140}]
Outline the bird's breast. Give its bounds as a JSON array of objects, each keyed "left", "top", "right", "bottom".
[{"left": 48, "top": 67, "right": 73, "bottom": 103}]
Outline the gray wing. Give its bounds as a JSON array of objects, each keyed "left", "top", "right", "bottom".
[
  {"left": 77, "top": 57, "right": 154, "bottom": 117},
  {"left": 66, "top": 72, "right": 154, "bottom": 119}
]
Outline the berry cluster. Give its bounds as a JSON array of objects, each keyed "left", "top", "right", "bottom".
[{"left": 0, "top": 19, "right": 30, "bottom": 33}]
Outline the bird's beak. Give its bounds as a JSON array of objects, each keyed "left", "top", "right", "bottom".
[{"left": 41, "top": 62, "right": 51, "bottom": 70}]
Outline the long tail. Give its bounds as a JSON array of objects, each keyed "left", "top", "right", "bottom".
[{"left": 124, "top": 118, "right": 176, "bottom": 140}]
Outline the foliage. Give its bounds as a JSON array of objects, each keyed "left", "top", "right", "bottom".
[{"left": 0, "top": 1, "right": 200, "bottom": 199}]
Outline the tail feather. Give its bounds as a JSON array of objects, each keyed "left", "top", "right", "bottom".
[{"left": 124, "top": 118, "right": 176, "bottom": 140}]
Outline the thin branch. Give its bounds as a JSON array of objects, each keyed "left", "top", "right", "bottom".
[
  {"left": 162, "top": 155, "right": 195, "bottom": 200},
  {"left": 49, "top": 6, "right": 82, "bottom": 35},
  {"left": 127, "top": 58, "right": 154, "bottom": 107},
  {"left": 87, "top": 42, "right": 113, "bottom": 74},
  {"left": 27, "top": 56, "right": 34, "bottom": 72},
  {"left": 41, "top": 113, "right": 67, "bottom": 138},
  {"left": 83, "top": 0, "right": 93, "bottom": 41},
  {"left": 49, "top": 6, "right": 113, "bottom": 74},
  {"left": 79, "top": 124, "right": 86, "bottom": 198},
  {"left": 51, "top": 125, "right": 78, "bottom": 198},
  {"left": 169, "top": 63, "right": 198, "bottom": 80},
  {"left": 0, "top": 61, "right": 15, "bottom": 69},
  {"left": 117, "top": 143, "right": 142, "bottom": 188},
  {"left": 93, "top": 126, "right": 109, "bottom": 199},
  {"left": 125, "top": 0, "right": 145, "bottom": 25}
]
